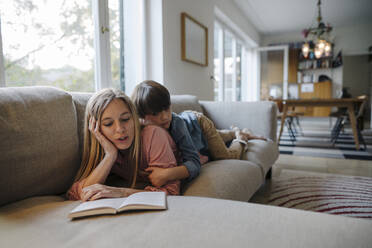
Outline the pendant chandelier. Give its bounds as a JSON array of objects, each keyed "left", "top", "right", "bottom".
[{"left": 301, "top": 0, "right": 333, "bottom": 59}]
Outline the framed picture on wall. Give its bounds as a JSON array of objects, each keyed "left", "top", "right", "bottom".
[{"left": 181, "top": 12, "right": 208, "bottom": 67}]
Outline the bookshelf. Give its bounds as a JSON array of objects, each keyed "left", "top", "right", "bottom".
[{"left": 298, "top": 56, "right": 333, "bottom": 71}]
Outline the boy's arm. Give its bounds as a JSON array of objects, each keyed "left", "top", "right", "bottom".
[
  {"left": 171, "top": 115, "right": 201, "bottom": 181},
  {"left": 145, "top": 166, "right": 189, "bottom": 188},
  {"left": 143, "top": 126, "right": 181, "bottom": 195},
  {"left": 146, "top": 115, "right": 202, "bottom": 187},
  {"left": 145, "top": 115, "right": 202, "bottom": 187}
]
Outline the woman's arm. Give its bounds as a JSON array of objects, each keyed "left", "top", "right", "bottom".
[
  {"left": 82, "top": 155, "right": 117, "bottom": 187},
  {"left": 66, "top": 155, "right": 118, "bottom": 201},
  {"left": 67, "top": 117, "right": 118, "bottom": 200},
  {"left": 67, "top": 182, "right": 145, "bottom": 201},
  {"left": 82, "top": 117, "right": 119, "bottom": 188},
  {"left": 80, "top": 184, "right": 144, "bottom": 201}
]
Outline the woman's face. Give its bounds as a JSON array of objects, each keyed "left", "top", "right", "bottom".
[{"left": 100, "top": 99, "right": 135, "bottom": 150}]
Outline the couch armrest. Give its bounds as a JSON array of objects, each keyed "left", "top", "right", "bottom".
[{"left": 200, "top": 101, "right": 278, "bottom": 142}]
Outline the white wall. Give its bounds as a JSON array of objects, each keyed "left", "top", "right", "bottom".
[
  {"left": 214, "top": 0, "right": 260, "bottom": 47},
  {"left": 262, "top": 32, "right": 302, "bottom": 47},
  {"left": 343, "top": 55, "right": 370, "bottom": 98},
  {"left": 146, "top": 0, "right": 164, "bottom": 84},
  {"left": 124, "top": 0, "right": 146, "bottom": 95},
  {"left": 332, "top": 22, "right": 372, "bottom": 55},
  {"left": 161, "top": 0, "right": 260, "bottom": 100},
  {"left": 162, "top": 0, "right": 214, "bottom": 100},
  {"left": 342, "top": 55, "right": 371, "bottom": 125}
]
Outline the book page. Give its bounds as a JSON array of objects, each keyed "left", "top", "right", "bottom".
[
  {"left": 71, "top": 198, "right": 125, "bottom": 214},
  {"left": 119, "top": 192, "right": 166, "bottom": 209}
]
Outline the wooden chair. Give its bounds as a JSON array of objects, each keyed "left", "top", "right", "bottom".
[
  {"left": 274, "top": 99, "right": 304, "bottom": 143},
  {"left": 331, "top": 95, "right": 367, "bottom": 149}
]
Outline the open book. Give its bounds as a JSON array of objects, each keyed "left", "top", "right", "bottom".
[{"left": 68, "top": 191, "right": 167, "bottom": 219}]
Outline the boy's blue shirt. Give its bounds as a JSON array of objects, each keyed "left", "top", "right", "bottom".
[{"left": 169, "top": 112, "right": 206, "bottom": 181}]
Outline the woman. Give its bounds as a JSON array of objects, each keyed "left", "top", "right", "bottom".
[{"left": 67, "top": 88, "right": 180, "bottom": 201}]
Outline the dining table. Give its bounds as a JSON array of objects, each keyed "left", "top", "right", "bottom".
[{"left": 277, "top": 98, "right": 365, "bottom": 150}]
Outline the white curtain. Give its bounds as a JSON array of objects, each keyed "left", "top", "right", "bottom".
[
  {"left": 123, "top": 0, "right": 164, "bottom": 95},
  {"left": 0, "top": 14, "right": 5, "bottom": 86}
]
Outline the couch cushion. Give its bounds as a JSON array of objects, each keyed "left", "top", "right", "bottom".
[
  {"left": 1, "top": 196, "right": 372, "bottom": 248},
  {"left": 70, "top": 92, "right": 93, "bottom": 159},
  {"left": 182, "top": 159, "right": 262, "bottom": 201},
  {"left": 170, "top": 95, "right": 203, "bottom": 114},
  {"left": 0, "top": 86, "right": 80, "bottom": 206},
  {"left": 200, "top": 100, "right": 277, "bottom": 142},
  {"left": 242, "top": 139, "right": 279, "bottom": 179}
]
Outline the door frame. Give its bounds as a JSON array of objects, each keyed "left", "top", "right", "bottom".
[{"left": 255, "top": 45, "right": 289, "bottom": 100}]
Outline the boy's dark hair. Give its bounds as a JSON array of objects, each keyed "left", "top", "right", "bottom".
[{"left": 131, "top": 80, "right": 171, "bottom": 118}]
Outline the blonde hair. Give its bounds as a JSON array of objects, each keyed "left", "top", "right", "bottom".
[{"left": 74, "top": 88, "right": 141, "bottom": 188}]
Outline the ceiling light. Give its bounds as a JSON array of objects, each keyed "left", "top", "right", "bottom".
[{"left": 301, "top": 0, "right": 333, "bottom": 59}]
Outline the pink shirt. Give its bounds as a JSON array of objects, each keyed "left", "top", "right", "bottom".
[{"left": 67, "top": 125, "right": 181, "bottom": 200}]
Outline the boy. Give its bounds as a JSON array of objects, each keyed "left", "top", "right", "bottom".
[{"left": 131, "top": 80, "right": 264, "bottom": 187}]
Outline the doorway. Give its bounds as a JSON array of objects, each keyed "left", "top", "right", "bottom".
[{"left": 256, "top": 45, "right": 289, "bottom": 100}]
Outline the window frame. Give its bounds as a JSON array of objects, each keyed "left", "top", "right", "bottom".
[
  {"left": 93, "top": 0, "right": 112, "bottom": 90},
  {"left": 0, "top": 15, "right": 5, "bottom": 87},
  {"left": 0, "top": 0, "right": 118, "bottom": 91},
  {"left": 214, "top": 20, "right": 246, "bottom": 102},
  {"left": 214, "top": 22, "right": 224, "bottom": 101}
]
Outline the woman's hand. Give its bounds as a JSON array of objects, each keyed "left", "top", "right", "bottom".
[
  {"left": 81, "top": 184, "right": 134, "bottom": 201},
  {"left": 89, "top": 117, "right": 118, "bottom": 160}
]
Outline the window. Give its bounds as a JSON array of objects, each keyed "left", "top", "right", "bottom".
[
  {"left": 0, "top": 0, "right": 128, "bottom": 92},
  {"left": 109, "top": 0, "right": 121, "bottom": 90},
  {"left": 213, "top": 22, "right": 245, "bottom": 101},
  {"left": 236, "top": 42, "right": 242, "bottom": 101},
  {"left": 0, "top": 0, "right": 95, "bottom": 91},
  {"left": 224, "top": 31, "right": 234, "bottom": 102},
  {"left": 213, "top": 24, "right": 223, "bottom": 101}
]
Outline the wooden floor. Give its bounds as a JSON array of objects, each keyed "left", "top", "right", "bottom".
[{"left": 250, "top": 154, "right": 372, "bottom": 204}]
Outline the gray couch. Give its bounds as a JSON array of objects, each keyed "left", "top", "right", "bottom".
[
  {"left": 0, "top": 86, "right": 279, "bottom": 207},
  {"left": 2, "top": 86, "right": 371, "bottom": 247}
]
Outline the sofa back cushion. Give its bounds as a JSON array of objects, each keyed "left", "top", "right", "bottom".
[
  {"left": 70, "top": 92, "right": 93, "bottom": 160},
  {"left": 170, "top": 95, "right": 203, "bottom": 114},
  {"left": 200, "top": 100, "right": 277, "bottom": 141},
  {"left": 0, "top": 86, "right": 80, "bottom": 206}
]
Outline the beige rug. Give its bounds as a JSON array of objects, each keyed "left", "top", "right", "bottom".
[{"left": 267, "top": 170, "right": 372, "bottom": 219}]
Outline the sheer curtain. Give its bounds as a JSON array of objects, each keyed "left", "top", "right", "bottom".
[
  {"left": 0, "top": 15, "right": 4, "bottom": 86},
  {"left": 123, "top": 0, "right": 163, "bottom": 95}
]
